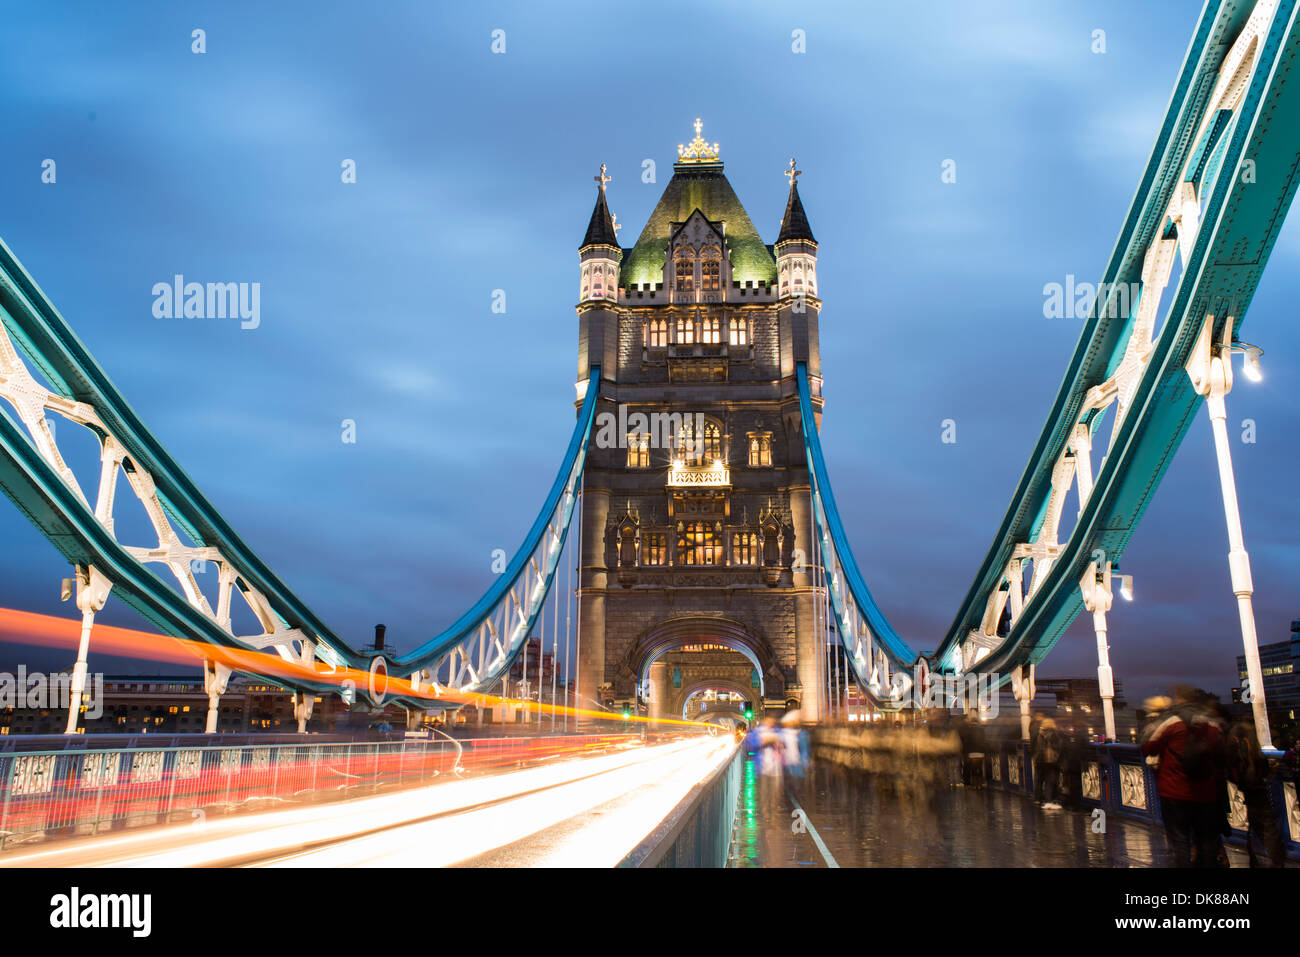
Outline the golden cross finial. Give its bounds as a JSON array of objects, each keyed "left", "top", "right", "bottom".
[
  {"left": 594, "top": 163, "right": 611, "bottom": 190},
  {"left": 785, "top": 157, "right": 801, "bottom": 187},
  {"left": 677, "top": 118, "right": 720, "bottom": 162}
]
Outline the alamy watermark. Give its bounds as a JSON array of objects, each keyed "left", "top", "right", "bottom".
[
  {"left": 0, "top": 667, "right": 103, "bottom": 719},
  {"left": 152, "top": 275, "right": 261, "bottom": 329},
  {"left": 1043, "top": 274, "right": 1141, "bottom": 321},
  {"left": 593, "top": 405, "right": 706, "bottom": 453},
  {"left": 888, "top": 665, "right": 1000, "bottom": 717}
]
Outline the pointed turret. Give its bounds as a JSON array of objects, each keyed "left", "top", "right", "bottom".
[
  {"left": 777, "top": 176, "right": 816, "bottom": 244},
  {"left": 577, "top": 164, "right": 621, "bottom": 386},
  {"left": 578, "top": 164, "right": 621, "bottom": 305},
  {"left": 775, "top": 158, "right": 820, "bottom": 380},
  {"left": 581, "top": 168, "right": 620, "bottom": 249}
]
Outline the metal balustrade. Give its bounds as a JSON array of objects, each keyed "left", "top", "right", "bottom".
[
  {"left": 982, "top": 740, "right": 1300, "bottom": 860},
  {"left": 0, "top": 733, "right": 637, "bottom": 851}
]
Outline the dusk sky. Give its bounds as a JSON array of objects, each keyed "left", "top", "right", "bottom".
[{"left": 0, "top": 0, "right": 1296, "bottom": 704}]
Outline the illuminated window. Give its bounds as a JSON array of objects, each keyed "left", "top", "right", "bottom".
[
  {"left": 642, "top": 533, "right": 667, "bottom": 566},
  {"left": 701, "top": 316, "right": 721, "bottom": 344},
  {"left": 627, "top": 433, "right": 650, "bottom": 468},
  {"left": 647, "top": 319, "right": 668, "bottom": 348},
  {"left": 677, "top": 417, "right": 722, "bottom": 466},
  {"left": 733, "top": 531, "right": 758, "bottom": 565},
  {"left": 748, "top": 433, "right": 772, "bottom": 467},
  {"left": 729, "top": 317, "right": 748, "bottom": 346},
  {"left": 676, "top": 522, "right": 721, "bottom": 566},
  {"left": 675, "top": 317, "right": 695, "bottom": 345},
  {"left": 168, "top": 706, "right": 178, "bottom": 714},
  {"left": 675, "top": 259, "right": 694, "bottom": 292},
  {"left": 701, "top": 258, "right": 720, "bottom": 290}
]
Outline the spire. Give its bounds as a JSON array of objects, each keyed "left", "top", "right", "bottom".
[
  {"left": 581, "top": 164, "right": 619, "bottom": 249},
  {"left": 777, "top": 158, "right": 816, "bottom": 244}
]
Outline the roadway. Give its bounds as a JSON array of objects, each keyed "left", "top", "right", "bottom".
[{"left": 0, "top": 735, "right": 734, "bottom": 868}]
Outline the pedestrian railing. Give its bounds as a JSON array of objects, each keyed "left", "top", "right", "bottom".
[
  {"left": 0, "top": 732, "right": 637, "bottom": 852},
  {"left": 983, "top": 741, "right": 1300, "bottom": 860}
]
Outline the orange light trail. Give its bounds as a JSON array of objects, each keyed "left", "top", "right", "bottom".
[{"left": 0, "top": 608, "right": 714, "bottom": 730}]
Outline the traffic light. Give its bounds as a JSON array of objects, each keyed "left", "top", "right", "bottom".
[
  {"left": 621, "top": 706, "right": 631, "bottom": 720},
  {"left": 744, "top": 705, "right": 754, "bottom": 720}
]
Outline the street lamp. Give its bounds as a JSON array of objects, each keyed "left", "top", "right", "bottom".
[
  {"left": 1227, "top": 340, "right": 1264, "bottom": 382},
  {"left": 1186, "top": 317, "right": 1274, "bottom": 750}
]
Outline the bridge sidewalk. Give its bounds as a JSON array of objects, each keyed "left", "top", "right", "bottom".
[{"left": 729, "top": 757, "right": 1281, "bottom": 868}]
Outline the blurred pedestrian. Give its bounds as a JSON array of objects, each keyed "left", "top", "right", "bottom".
[
  {"left": 1140, "top": 685, "right": 1224, "bottom": 868},
  {"left": 958, "top": 714, "right": 985, "bottom": 790},
  {"left": 1033, "top": 717, "right": 1064, "bottom": 809},
  {"left": 1226, "top": 716, "right": 1285, "bottom": 867},
  {"left": 780, "top": 710, "right": 808, "bottom": 780},
  {"left": 758, "top": 716, "right": 785, "bottom": 778}
]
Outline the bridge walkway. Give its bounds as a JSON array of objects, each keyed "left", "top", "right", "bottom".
[{"left": 729, "top": 757, "right": 1269, "bottom": 868}]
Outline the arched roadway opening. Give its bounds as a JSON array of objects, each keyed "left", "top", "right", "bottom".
[
  {"left": 615, "top": 616, "right": 784, "bottom": 703},
  {"left": 615, "top": 617, "right": 785, "bottom": 725}
]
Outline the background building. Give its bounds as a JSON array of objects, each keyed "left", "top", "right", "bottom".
[{"left": 1231, "top": 619, "right": 1300, "bottom": 725}]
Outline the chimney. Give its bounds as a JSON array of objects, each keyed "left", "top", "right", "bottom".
[{"left": 373, "top": 623, "right": 387, "bottom": 653}]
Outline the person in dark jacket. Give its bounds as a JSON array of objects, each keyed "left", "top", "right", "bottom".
[
  {"left": 1139, "top": 686, "right": 1224, "bottom": 868},
  {"left": 1033, "top": 718, "right": 1064, "bottom": 809},
  {"left": 957, "top": 716, "right": 985, "bottom": 789},
  {"left": 1226, "top": 716, "right": 1285, "bottom": 867},
  {"left": 1059, "top": 728, "right": 1087, "bottom": 810}
]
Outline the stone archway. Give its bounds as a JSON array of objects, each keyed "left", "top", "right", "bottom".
[{"left": 613, "top": 615, "right": 785, "bottom": 701}]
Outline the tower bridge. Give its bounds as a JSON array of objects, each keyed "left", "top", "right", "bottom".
[
  {"left": 575, "top": 126, "right": 825, "bottom": 722},
  {"left": 0, "top": 0, "right": 1298, "bottom": 869}
]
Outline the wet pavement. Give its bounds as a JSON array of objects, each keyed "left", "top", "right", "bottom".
[{"left": 729, "top": 756, "right": 1263, "bottom": 868}]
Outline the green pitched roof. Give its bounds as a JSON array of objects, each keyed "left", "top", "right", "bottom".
[{"left": 619, "top": 162, "right": 777, "bottom": 287}]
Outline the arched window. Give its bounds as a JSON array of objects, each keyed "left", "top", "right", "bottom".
[
  {"left": 676, "top": 522, "right": 721, "bottom": 566},
  {"left": 675, "top": 316, "right": 695, "bottom": 345},
  {"left": 675, "top": 259, "right": 694, "bottom": 292},
  {"left": 701, "top": 316, "right": 721, "bottom": 344},
  {"left": 747, "top": 432, "right": 772, "bottom": 467},
  {"left": 728, "top": 316, "right": 748, "bottom": 346},
  {"left": 700, "top": 246, "right": 721, "bottom": 290},
  {"left": 677, "top": 416, "right": 722, "bottom": 466},
  {"left": 647, "top": 319, "right": 668, "bottom": 348}
]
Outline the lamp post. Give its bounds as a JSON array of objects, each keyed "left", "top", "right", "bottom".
[
  {"left": 1079, "top": 560, "right": 1130, "bottom": 743},
  {"left": 63, "top": 565, "right": 111, "bottom": 734},
  {"left": 1185, "top": 316, "right": 1273, "bottom": 749}
]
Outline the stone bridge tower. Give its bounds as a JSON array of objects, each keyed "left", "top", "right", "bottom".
[{"left": 575, "top": 122, "right": 824, "bottom": 723}]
